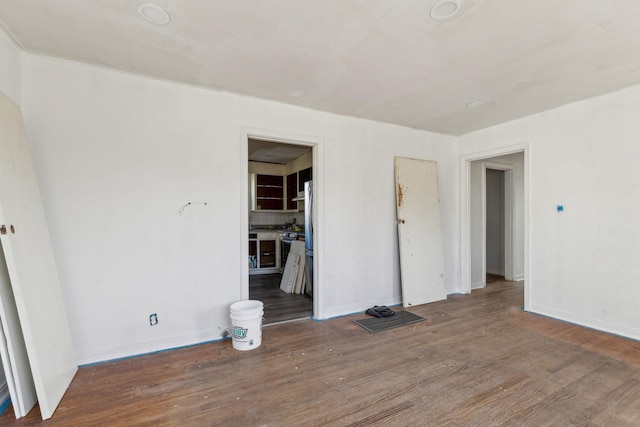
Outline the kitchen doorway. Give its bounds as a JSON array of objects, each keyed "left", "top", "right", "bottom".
[{"left": 245, "top": 137, "right": 315, "bottom": 324}]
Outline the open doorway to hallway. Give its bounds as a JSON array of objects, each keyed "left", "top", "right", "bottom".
[
  {"left": 486, "top": 168, "right": 506, "bottom": 283},
  {"left": 461, "top": 143, "right": 529, "bottom": 308},
  {"left": 247, "top": 138, "right": 313, "bottom": 324},
  {"left": 470, "top": 152, "right": 525, "bottom": 289}
]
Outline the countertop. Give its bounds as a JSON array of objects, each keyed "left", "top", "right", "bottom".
[{"left": 249, "top": 226, "right": 303, "bottom": 233}]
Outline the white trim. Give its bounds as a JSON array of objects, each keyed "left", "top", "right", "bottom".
[
  {"left": 530, "top": 305, "right": 640, "bottom": 342},
  {"left": 480, "top": 162, "right": 486, "bottom": 286},
  {"left": 504, "top": 169, "right": 514, "bottom": 281},
  {"left": 471, "top": 281, "right": 485, "bottom": 290},
  {"left": 459, "top": 142, "right": 531, "bottom": 310},
  {"left": 239, "top": 127, "right": 323, "bottom": 318},
  {"left": 75, "top": 328, "right": 227, "bottom": 365},
  {"left": 320, "top": 298, "right": 401, "bottom": 320}
]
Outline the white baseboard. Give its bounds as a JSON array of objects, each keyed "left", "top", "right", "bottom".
[
  {"left": 79, "top": 297, "right": 407, "bottom": 364},
  {"left": 319, "top": 297, "right": 402, "bottom": 320},
  {"left": 471, "top": 281, "right": 485, "bottom": 290},
  {"left": 514, "top": 273, "right": 525, "bottom": 281},
  {"left": 528, "top": 305, "right": 640, "bottom": 342},
  {"left": 76, "top": 328, "right": 227, "bottom": 365}
]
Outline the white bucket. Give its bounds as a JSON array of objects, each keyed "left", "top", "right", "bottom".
[{"left": 229, "top": 300, "right": 264, "bottom": 351}]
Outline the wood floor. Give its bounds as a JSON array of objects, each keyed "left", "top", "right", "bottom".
[
  {"left": 249, "top": 273, "right": 313, "bottom": 324},
  {"left": 486, "top": 273, "right": 505, "bottom": 284},
  {"left": 4, "top": 279, "right": 640, "bottom": 425}
]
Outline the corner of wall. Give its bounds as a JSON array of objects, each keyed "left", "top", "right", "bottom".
[{"left": 0, "top": 20, "right": 23, "bottom": 105}]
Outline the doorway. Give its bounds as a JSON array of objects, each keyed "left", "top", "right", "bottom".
[
  {"left": 470, "top": 156, "right": 521, "bottom": 288},
  {"left": 485, "top": 168, "right": 506, "bottom": 281},
  {"left": 461, "top": 145, "right": 529, "bottom": 308},
  {"left": 244, "top": 136, "right": 315, "bottom": 324},
  {"left": 482, "top": 160, "right": 517, "bottom": 285}
]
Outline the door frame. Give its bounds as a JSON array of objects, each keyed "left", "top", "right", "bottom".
[
  {"left": 239, "top": 127, "right": 323, "bottom": 318},
  {"left": 482, "top": 162, "right": 514, "bottom": 282},
  {"left": 460, "top": 143, "right": 530, "bottom": 310}
]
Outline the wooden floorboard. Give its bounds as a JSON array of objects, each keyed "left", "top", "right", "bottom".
[
  {"left": 4, "top": 280, "right": 640, "bottom": 425},
  {"left": 249, "top": 273, "right": 313, "bottom": 324}
]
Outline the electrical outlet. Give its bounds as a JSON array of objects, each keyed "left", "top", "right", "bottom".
[{"left": 149, "top": 313, "right": 158, "bottom": 326}]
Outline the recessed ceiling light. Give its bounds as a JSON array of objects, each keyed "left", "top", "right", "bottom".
[
  {"left": 466, "top": 100, "right": 488, "bottom": 111},
  {"left": 430, "top": 0, "right": 463, "bottom": 21},
  {"left": 138, "top": 4, "right": 171, "bottom": 25}
]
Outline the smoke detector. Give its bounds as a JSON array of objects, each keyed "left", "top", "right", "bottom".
[
  {"left": 466, "top": 100, "right": 488, "bottom": 111},
  {"left": 430, "top": 0, "right": 463, "bottom": 21},
  {"left": 138, "top": 4, "right": 171, "bottom": 25}
]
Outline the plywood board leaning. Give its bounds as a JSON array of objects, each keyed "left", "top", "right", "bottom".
[
  {"left": 280, "top": 253, "right": 299, "bottom": 293},
  {"left": 280, "top": 241, "right": 306, "bottom": 294}
]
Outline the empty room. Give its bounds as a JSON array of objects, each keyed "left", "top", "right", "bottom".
[{"left": 1, "top": 1, "right": 640, "bottom": 425}]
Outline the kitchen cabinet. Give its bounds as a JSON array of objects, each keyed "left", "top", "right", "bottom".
[
  {"left": 249, "top": 232, "right": 280, "bottom": 274},
  {"left": 255, "top": 174, "right": 284, "bottom": 210},
  {"left": 248, "top": 238, "right": 258, "bottom": 269},
  {"left": 298, "top": 167, "right": 312, "bottom": 191},
  {"left": 260, "top": 239, "right": 276, "bottom": 267},
  {"left": 284, "top": 167, "right": 312, "bottom": 211},
  {"left": 286, "top": 172, "right": 297, "bottom": 210},
  {"left": 249, "top": 168, "right": 311, "bottom": 212}
]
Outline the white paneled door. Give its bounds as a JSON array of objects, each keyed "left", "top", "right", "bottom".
[
  {"left": 0, "top": 91, "right": 77, "bottom": 420},
  {"left": 394, "top": 157, "right": 446, "bottom": 307}
]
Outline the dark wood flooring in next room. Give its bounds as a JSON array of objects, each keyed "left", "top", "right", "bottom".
[
  {"left": 4, "top": 279, "right": 640, "bottom": 425},
  {"left": 486, "top": 273, "right": 505, "bottom": 284},
  {"left": 249, "top": 273, "right": 313, "bottom": 324}
]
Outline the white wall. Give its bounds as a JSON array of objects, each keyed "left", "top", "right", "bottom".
[
  {"left": 469, "top": 161, "right": 483, "bottom": 288},
  {"left": 21, "top": 54, "right": 459, "bottom": 364},
  {"left": 0, "top": 26, "right": 21, "bottom": 105},
  {"left": 460, "top": 83, "right": 640, "bottom": 341}
]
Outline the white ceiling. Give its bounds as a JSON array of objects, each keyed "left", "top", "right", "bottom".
[
  {"left": 248, "top": 139, "right": 311, "bottom": 164},
  {"left": 2, "top": 1, "right": 640, "bottom": 136}
]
